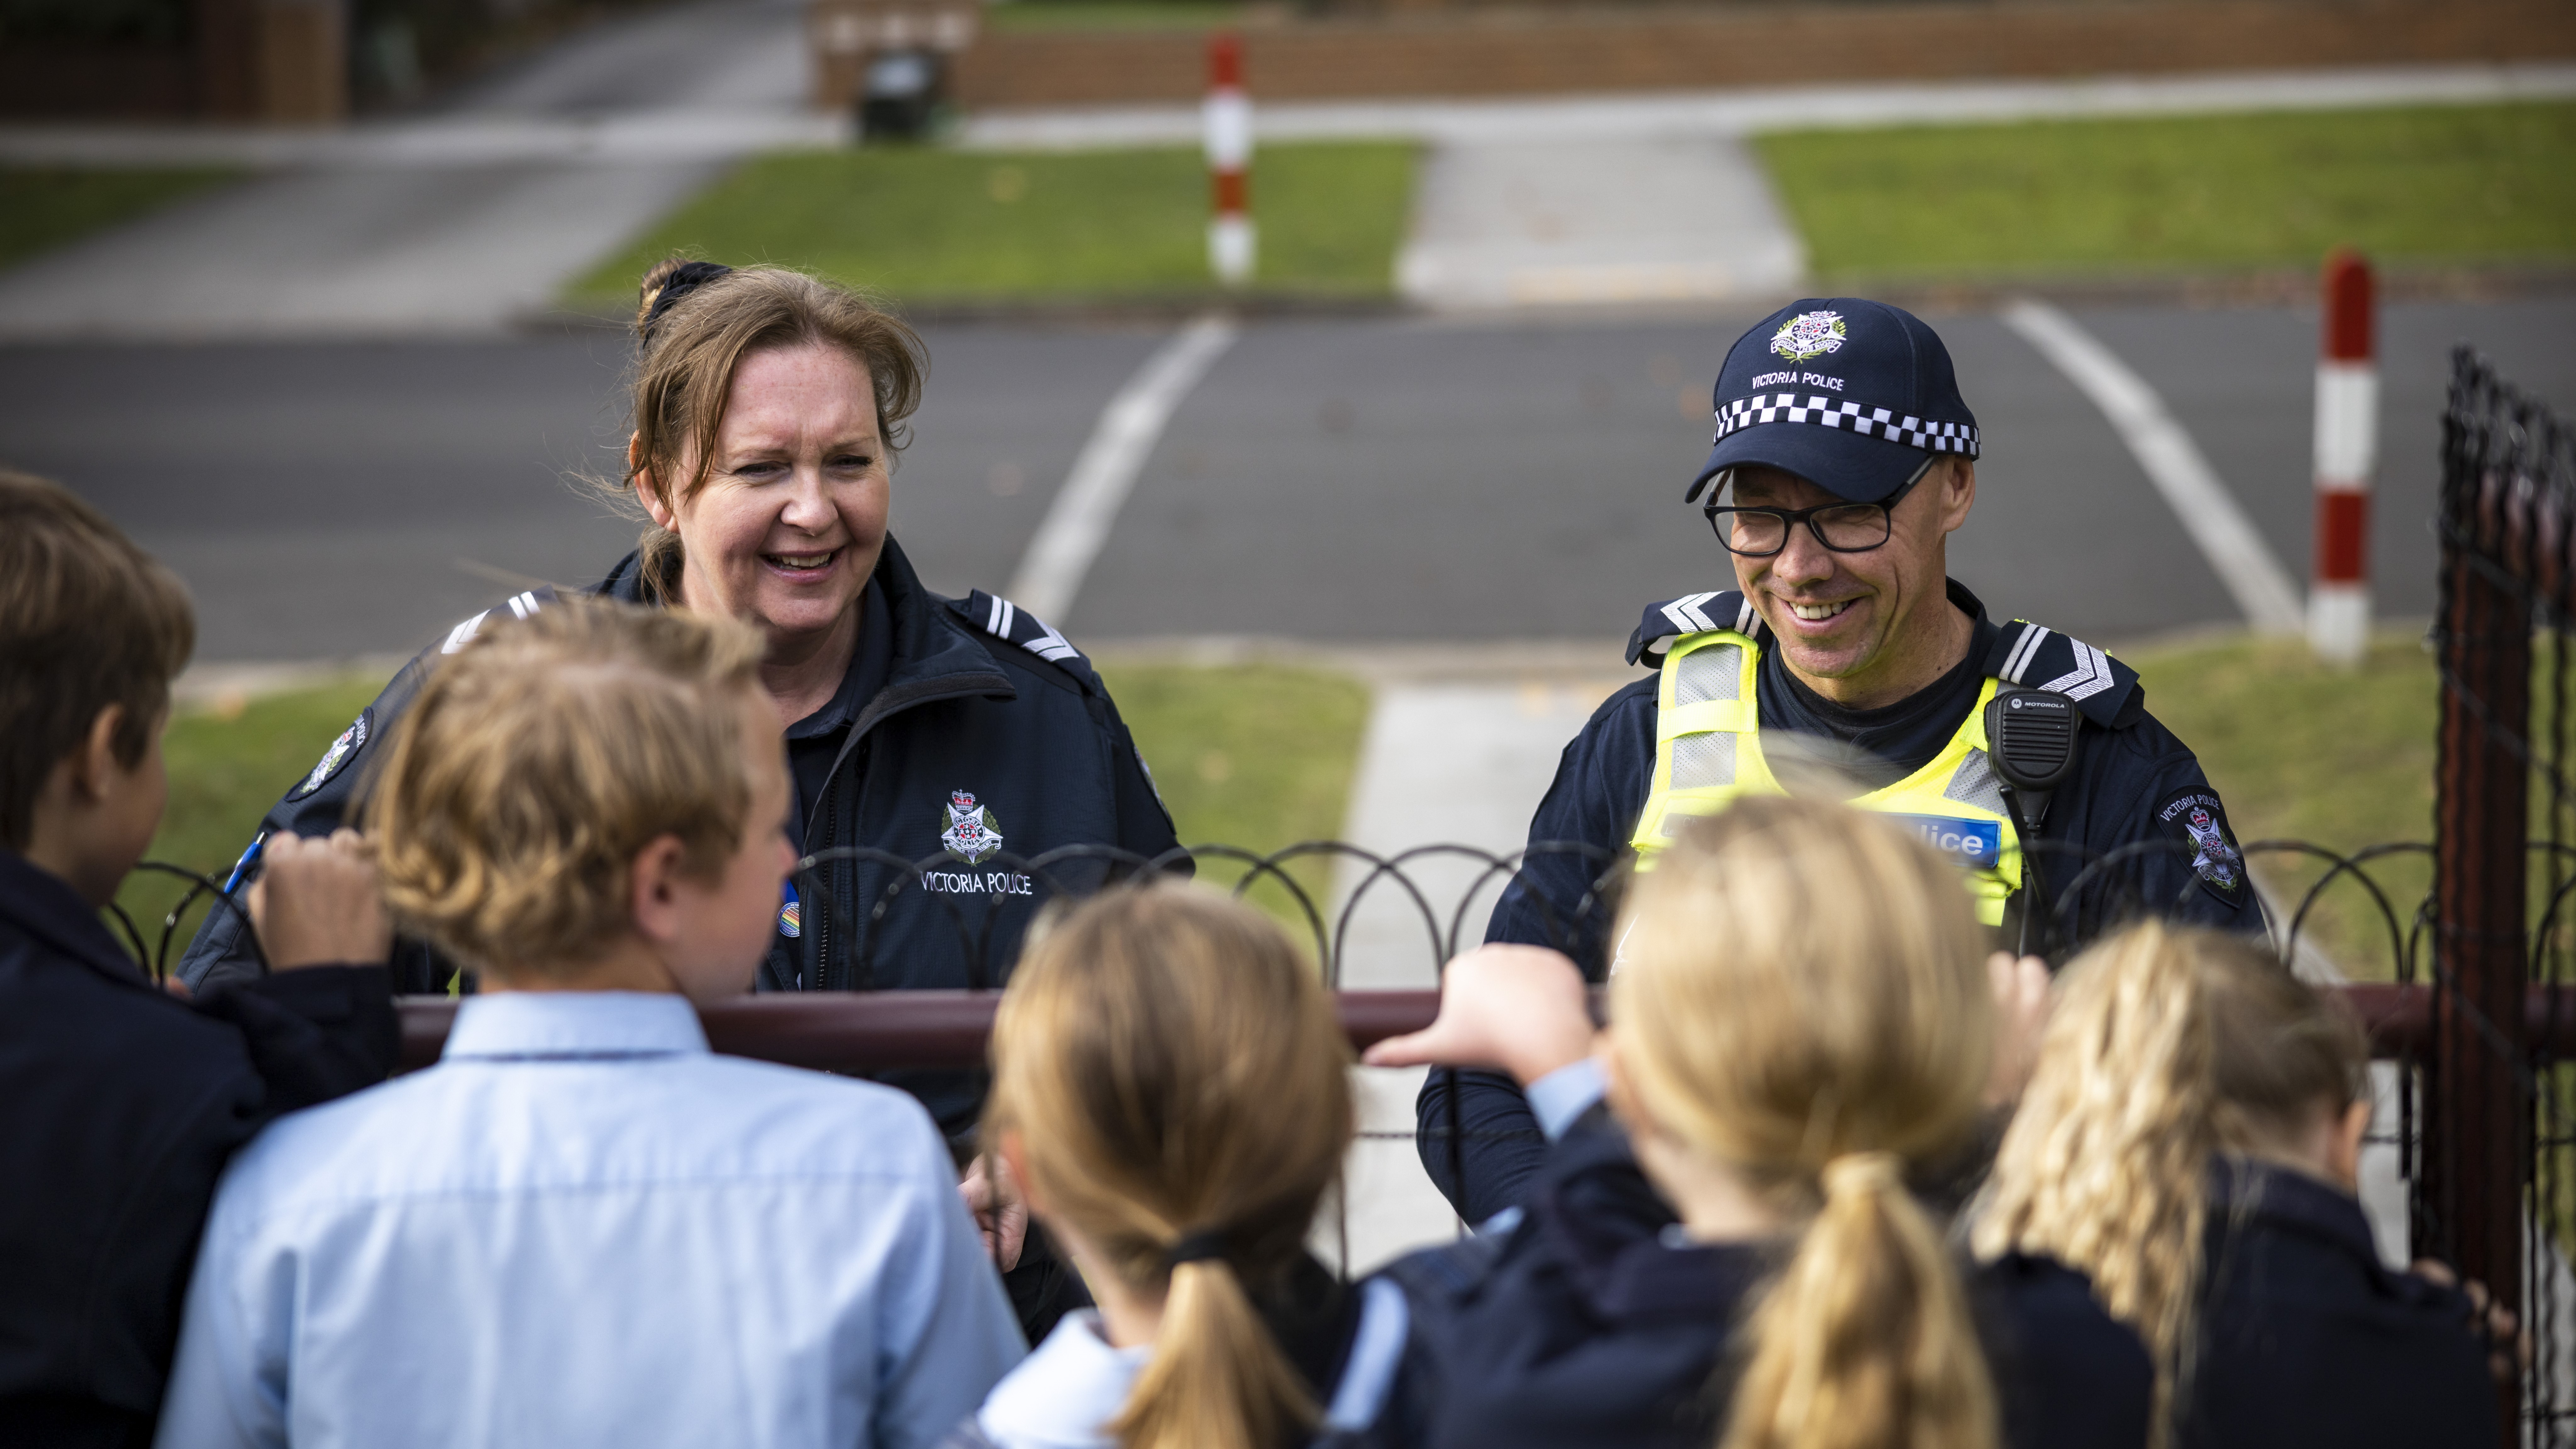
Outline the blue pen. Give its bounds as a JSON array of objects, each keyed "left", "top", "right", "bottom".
[{"left": 220, "top": 831, "right": 271, "bottom": 895}]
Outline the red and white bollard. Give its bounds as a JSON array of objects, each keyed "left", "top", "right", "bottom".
[
  {"left": 2310, "top": 248, "right": 2376, "bottom": 666},
  {"left": 1204, "top": 33, "right": 1254, "bottom": 287}
]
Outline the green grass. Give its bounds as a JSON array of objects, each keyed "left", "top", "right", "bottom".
[
  {"left": 1756, "top": 102, "right": 2576, "bottom": 281},
  {"left": 0, "top": 167, "right": 239, "bottom": 275},
  {"left": 2129, "top": 630, "right": 2435, "bottom": 980},
  {"left": 569, "top": 142, "right": 1418, "bottom": 307},
  {"left": 985, "top": 0, "right": 1244, "bottom": 31},
  {"left": 1096, "top": 661, "right": 1373, "bottom": 936},
  {"left": 112, "top": 680, "right": 384, "bottom": 975},
  {"left": 106, "top": 664, "right": 1370, "bottom": 973}
]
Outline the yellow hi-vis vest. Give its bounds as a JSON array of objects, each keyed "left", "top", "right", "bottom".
[{"left": 1627, "top": 629, "right": 2022, "bottom": 926}]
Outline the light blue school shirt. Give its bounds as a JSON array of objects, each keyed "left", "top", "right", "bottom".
[{"left": 154, "top": 991, "right": 1024, "bottom": 1449}]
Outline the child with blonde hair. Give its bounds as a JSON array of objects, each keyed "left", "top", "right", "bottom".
[
  {"left": 948, "top": 882, "right": 1407, "bottom": 1449},
  {"left": 155, "top": 599, "right": 1022, "bottom": 1449},
  {"left": 1974, "top": 920, "right": 2499, "bottom": 1447},
  {"left": 1363, "top": 795, "right": 2149, "bottom": 1449}
]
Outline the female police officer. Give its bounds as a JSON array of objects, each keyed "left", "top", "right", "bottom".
[{"left": 178, "top": 260, "right": 1181, "bottom": 1329}]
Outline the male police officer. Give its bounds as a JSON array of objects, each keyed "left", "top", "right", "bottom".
[{"left": 1418, "top": 298, "right": 2261, "bottom": 1222}]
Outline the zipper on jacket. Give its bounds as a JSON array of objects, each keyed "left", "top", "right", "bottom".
[{"left": 807, "top": 777, "right": 832, "bottom": 993}]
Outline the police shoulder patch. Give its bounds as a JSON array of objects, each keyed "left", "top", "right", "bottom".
[
  {"left": 958, "top": 591, "right": 1090, "bottom": 675},
  {"left": 287, "top": 709, "right": 371, "bottom": 802},
  {"left": 1627, "top": 590, "right": 1764, "bottom": 667},
  {"left": 2155, "top": 785, "right": 2248, "bottom": 907}
]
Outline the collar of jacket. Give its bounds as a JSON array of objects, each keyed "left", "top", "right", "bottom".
[
  {"left": 1523, "top": 1115, "right": 1777, "bottom": 1324},
  {"left": 0, "top": 848, "right": 152, "bottom": 989},
  {"left": 591, "top": 535, "right": 1017, "bottom": 751},
  {"left": 2206, "top": 1156, "right": 2420, "bottom": 1296}
]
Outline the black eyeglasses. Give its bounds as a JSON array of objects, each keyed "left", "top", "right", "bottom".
[{"left": 1702, "top": 463, "right": 1931, "bottom": 558}]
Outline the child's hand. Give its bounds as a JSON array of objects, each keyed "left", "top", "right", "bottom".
[
  {"left": 1984, "top": 952, "right": 2052, "bottom": 1107},
  {"left": 1363, "top": 944, "right": 1596, "bottom": 1086},
  {"left": 2412, "top": 1260, "right": 2532, "bottom": 1384},
  {"left": 247, "top": 830, "right": 391, "bottom": 971},
  {"left": 959, "top": 1154, "right": 1027, "bottom": 1271}
]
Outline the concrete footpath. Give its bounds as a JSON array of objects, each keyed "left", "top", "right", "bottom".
[{"left": 1307, "top": 645, "right": 1630, "bottom": 1275}]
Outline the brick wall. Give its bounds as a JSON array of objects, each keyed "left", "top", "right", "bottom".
[
  {"left": 0, "top": 45, "right": 198, "bottom": 119},
  {"left": 929, "top": 0, "right": 2576, "bottom": 111}
]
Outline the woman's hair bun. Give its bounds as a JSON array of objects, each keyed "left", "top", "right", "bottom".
[{"left": 634, "top": 258, "right": 736, "bottom": 347}]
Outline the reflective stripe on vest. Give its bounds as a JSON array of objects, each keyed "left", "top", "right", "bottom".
[{"left": 1627, "top": 630, "right": 2023, "bottom": 925}]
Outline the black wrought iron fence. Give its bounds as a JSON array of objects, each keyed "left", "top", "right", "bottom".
[{"left": 2427, "top": 346, "right": 2576, "bottom": 1444}]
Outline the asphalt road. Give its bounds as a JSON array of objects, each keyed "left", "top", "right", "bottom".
[{"left": 3, "top": 295, "right": 2569, "bottom": 663}]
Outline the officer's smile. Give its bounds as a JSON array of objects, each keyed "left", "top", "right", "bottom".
[
  {"left": 764, "top": 548, "right": 841, "bottom": 580},
  {"left": 1785, "top": 598, "right": 1856, "bottom": 623}
]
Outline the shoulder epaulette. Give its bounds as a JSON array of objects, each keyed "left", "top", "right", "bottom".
[
  {"left": 955, "top": 591, "right": 1093, "bottom": 678},
  {"left": 1626, "top": 589, "right": 1767, "bottom": 666},
  {"left": 1983, "top": 620, "right": 2141, "bottom": 728},
  {"left": 438, "top": 588, "right": 558, "bottom": 655}
]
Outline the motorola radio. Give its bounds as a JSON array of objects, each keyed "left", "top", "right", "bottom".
[{"left": 1981, "top": 687, "right": 2081, "bottom": 960}]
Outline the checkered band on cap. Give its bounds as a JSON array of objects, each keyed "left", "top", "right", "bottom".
[{"left": 1713, "top": 393, "right": 1981, "bottom": 457}]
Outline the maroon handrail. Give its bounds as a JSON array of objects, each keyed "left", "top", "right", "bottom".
[{"left": 396, "top": 984, "right": 2575, "bottom": 1075}]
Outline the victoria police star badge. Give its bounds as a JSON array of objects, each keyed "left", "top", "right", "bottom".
[
  {"left": 1769, "top": 310, "right": 1847, "bottom": 363},
  {"left": 2155, "top": 787, "right": 2246, "bottom": 904},
  {"left": 286, "top": 710, "right": 370, "bottom": 802},
  {"left": 939, "top": 790, "right": 1005, "bottom": 865}
]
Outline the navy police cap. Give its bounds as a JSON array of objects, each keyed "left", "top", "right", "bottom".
[{"left": 1685, "top": 297, "right": 1980, "bottom": 507}]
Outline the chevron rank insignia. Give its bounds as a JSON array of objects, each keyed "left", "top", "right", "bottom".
[
  {"left": 1628, "top": 590, "right": 1767, "bottom": 666},
  {"left": 959, "top": 591, "right": 1089, "bottom": 672},
  {"left": 438, "top": 589, "right": 555, "bottom": 655},
  {"left": 1983, "top": 621, "right": 2140, "bottom": 728}
]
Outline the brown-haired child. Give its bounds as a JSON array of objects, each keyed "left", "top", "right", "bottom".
[{"left": 0, "top": 469, "right": 397, "bottom": 1446}]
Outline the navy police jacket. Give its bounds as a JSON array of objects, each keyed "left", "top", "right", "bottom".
[
  {"left": 1421, "top": 578, "right": 2261, "bottom": 1222},
  {"left": 2183, "top": 1160, "right": 2496, "bottom": 1447},
  {"left": 1358, "top": 1110, "right": 2153, "bottom": 1449},
  {"left": 0, "top": 850, "right": 396, "bottom": 1446},
  {"left": 177, "top": 536, "right": 1181, "bottom": 1145}
]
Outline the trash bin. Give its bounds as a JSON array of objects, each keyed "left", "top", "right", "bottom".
[{"left": 858, "top": 48, "right": 942, "bottom": 141}]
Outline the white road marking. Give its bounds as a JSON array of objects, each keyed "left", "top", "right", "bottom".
[
  {"left": 1006, "top": 313, "right": 1240, "bottom": 624},
  {"left": 2002, "top": 299, "right": 2304, "bottom": 634}
]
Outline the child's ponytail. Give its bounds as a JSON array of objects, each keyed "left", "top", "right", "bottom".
[
  {"left": 1726, "top": 1152, "right": 1997, "bottom": 1449},
  {"left": 1115, "top": 1245, "right": 1318, "bottom": 1449},
  {"left": 1608, "top": 799, "right": 2003, "bottom": 1449},
  {"left": 982, "top": 882, "right": 1353, "bottom": 1449}
]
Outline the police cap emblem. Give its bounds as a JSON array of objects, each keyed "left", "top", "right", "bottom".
[{"left": 1769, "top": 310, "right": 1848, "bottom": 364}]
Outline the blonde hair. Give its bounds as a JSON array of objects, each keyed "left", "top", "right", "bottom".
[
  {"left": 984, "top": 883, "right": 1354, "bottom": 1449},
  {"left": 1611, "top": 797, "right": 1999, "bottom": 1449},
  {"left": 365, "top": 597, "right": 768, "bottom": 977},
  {"left": 620, "top": 259, "right": 927, "bottom": 602},
  {"left": 1972, "top": 920, "right": 2366, "bottom": 1441}
]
